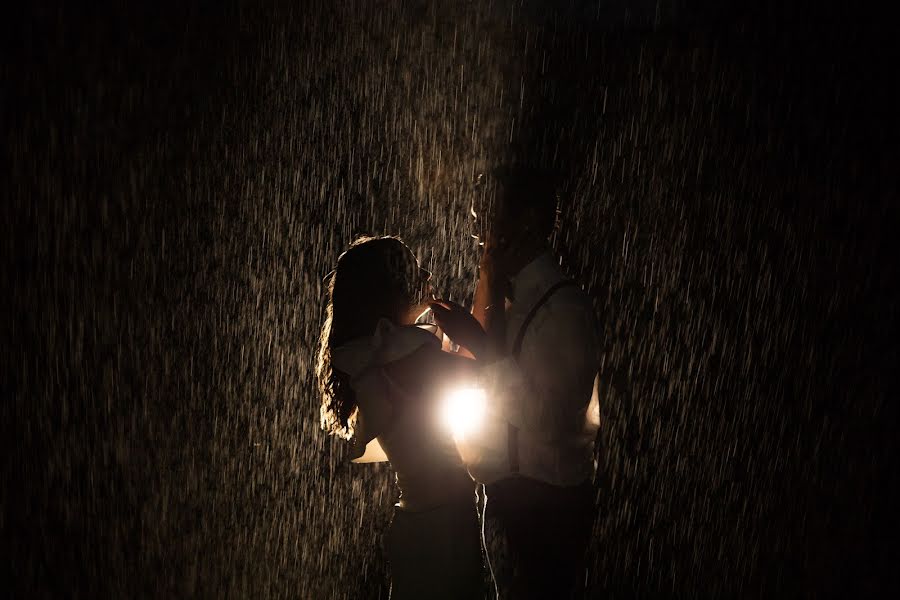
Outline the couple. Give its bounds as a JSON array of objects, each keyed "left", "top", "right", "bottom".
[{"left": 316, "top": 167, "right": 600, "bottom": 599}]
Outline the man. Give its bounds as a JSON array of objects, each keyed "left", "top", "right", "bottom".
[{"left": 430, "top": 166, "right": 600, "bottom": 599}]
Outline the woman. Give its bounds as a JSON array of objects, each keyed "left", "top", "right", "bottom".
[{"left": 316, "top": 236, "right": 485, "bottom": 599}]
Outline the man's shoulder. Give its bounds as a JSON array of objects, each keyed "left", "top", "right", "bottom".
[
  {"left": 533, "top": 256, "right": 592, "bottom": 307},
  {"left": 546, "top": 279, "right": 593, "bottom": 311},
  {"left": 524, "top": 280, "right": 596, "bottom": 346}
]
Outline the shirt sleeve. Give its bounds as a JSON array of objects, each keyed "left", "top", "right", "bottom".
[{"left": 480, "top": 295, "right": 600, "bottom": 442}]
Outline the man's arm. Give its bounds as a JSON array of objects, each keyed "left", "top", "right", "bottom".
[
  {"left": 471, "top": 248, "right": 508, "bottom": 361},
  {"left": 432, "top": 237, "right": 509, "bottom": 363}
]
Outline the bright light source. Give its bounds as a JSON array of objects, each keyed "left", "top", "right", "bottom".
[{"left": 440, "top": 387, "right": 486, "bottom": 439}]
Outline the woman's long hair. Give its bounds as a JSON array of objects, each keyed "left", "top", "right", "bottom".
[{"left": 316, "top": 236, "right": 424, "bottom": 440}]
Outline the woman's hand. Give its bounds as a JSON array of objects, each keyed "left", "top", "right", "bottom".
[{"left": 428, "top": 299, "right": 489, "bottom": 359}]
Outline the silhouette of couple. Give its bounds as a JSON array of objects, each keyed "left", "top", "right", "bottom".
[{"left": 317, "top": 166, "right": 600, "bottom": 599}]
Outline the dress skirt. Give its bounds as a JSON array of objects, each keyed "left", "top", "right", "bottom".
[{"left": 385, "top": 499, "right": 484, "bottom": 599}]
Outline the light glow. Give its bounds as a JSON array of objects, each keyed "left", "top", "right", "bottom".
[{"left": 440, "top": 387, "right": 486, "bottom": 439}]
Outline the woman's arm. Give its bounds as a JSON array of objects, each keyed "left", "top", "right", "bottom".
[{"left": 429, "top": 300, "right": 492, "bottom": 361}]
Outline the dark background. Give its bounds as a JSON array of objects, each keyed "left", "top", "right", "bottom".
[{"left": 3, "top": 1, "right": 897, "bottom": 597}]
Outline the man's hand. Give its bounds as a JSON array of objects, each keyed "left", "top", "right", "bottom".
[{"left": 429, "top": 299, "right": 489, "bottom": 359}]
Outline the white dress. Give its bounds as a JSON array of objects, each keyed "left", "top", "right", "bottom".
[{"left": 332, "top": 319, "right": 484, "bottom": 599}]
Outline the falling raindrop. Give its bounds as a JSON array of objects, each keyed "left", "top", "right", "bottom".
[{"left": 3, "top": 1, "right": 896, "bottom": 598}]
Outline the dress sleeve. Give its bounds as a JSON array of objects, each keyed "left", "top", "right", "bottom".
[{"left": 349, "top": 368, "right": 393, "bottom": 461}]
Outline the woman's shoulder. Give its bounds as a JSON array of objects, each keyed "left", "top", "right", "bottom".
[{"left": 372, "top": 320, "right": 440, "bottom": 362}]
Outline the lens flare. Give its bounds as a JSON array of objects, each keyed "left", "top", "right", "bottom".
[{"left": 440, "top": 387, "right": 486, "bottom": 439}]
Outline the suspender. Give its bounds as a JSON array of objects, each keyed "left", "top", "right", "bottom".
[
  {"left": 511, "top": 280, "right": 578, "bottom": 356},
  {"left": 507, "top": 279, "right": 578, "bottom": 474}
]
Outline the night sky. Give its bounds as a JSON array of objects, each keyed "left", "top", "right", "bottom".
[{"left": 4, "top": 1, "right": 898, "bottom": 597}]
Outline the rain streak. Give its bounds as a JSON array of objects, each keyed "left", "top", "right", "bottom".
[{"left": 4, "top": 1, "right": 895, "bottom": 598}]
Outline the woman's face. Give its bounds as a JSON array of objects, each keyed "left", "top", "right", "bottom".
[
  {"left": 405, "top": 265, "right": 433, "bottom": 323},
  {"left": 381, "top": 240, "right": 432, "bottom": 324}
]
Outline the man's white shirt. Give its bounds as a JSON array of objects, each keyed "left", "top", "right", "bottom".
[{"left": 466, "top": 252, "right": 601, "bottom": 487}]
